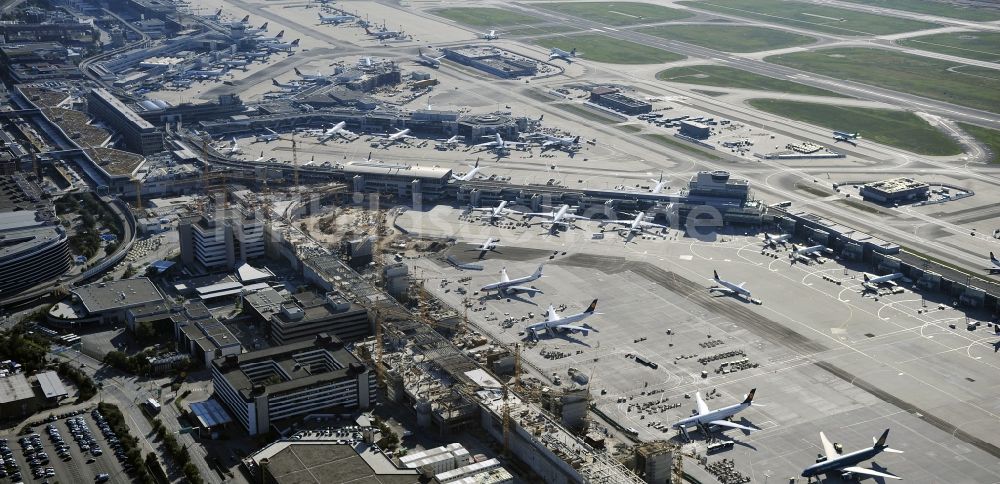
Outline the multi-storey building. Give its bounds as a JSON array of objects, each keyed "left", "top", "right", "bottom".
[{"left": 178, "top": 208, "right": 264, "bottom": 273}]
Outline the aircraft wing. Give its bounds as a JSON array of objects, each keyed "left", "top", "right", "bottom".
[
  {"left": 522, "top": 211, "right": 552, "bottom": 218},
  {"left": 600, "top": 219, "right": 632, "bottom": 226},
  {"left": 840, "top": 467, "right": 901, "bottom": 480},
  {"left": 474, "top": 141, "right": 498, "bottom": 148},
  {"left": 555, "top": 324, "right": 596, "bottom": 334},
  {"left": 707, "top": 420, "right": 755, "bottom": 432},
  {"left": 819, "top": 432, "right": 837, "bottom": 460},
  {"left": 546, "top": 305, "right": 559, "bottom": 321},
  {"left": 565, "top": 214, "right": 590, "bottom": 221},
  {"left": 640, "top": 221, "right": 669, "bottom": 230},
  {"left": 506, "top": 285, "right": 541, "bottom": 295},
  {"left": 695, "top": 392, "right": 709, "bottom": 415}
]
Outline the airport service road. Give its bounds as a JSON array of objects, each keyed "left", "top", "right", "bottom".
[
  {"left": 398, "top": 207, "right": 1000, "bottom": 482},
  {"left": 502, "top": 2, "right": 1000, "bottom": 129}
]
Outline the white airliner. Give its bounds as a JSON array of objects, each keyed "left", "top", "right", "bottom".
[
  {"left": 762, "top": 233, "right": 791, "bottom": 247},
  {"left": 451, "top": 160, "right": 482, "bottom": 182},
  {"left": 479, "top": 264, "right": 544, "bottom": 296},
  {"left": 468, "top": 237, "right": 499, "bottom": 258},
  {"left": 436, "top": 135, "right": 462, "bottom": 149},
  {"left": 791, "top": 244, "right": 825, "bottom": 256},
  {"left": 469, "top": 201, "right": 520, "bottom": 223},
  {"left": 644, "top": 173, "right": 667, "bottom": 194},
  {"left": 293, "top": 67, "right": 329, "bottom": 82},
  {"left": 801, "top": 429, "right": 903, "bottom": 481},
  {"left": 525, "top": 300, "right": 599, "bottom": 340},
  {"left": 318, "top": 122, "right": 356, "bottom": 142},
  {"left": 365, "top": 26, "right": 401, "bottom": 40},
  {"left": 417, "top": 49, "right": 445, "bottom": 68},
  {"left": 862, "top": 272, "right": 903, "bottom": 292},
  {"left": 271, "top": 78, "right": 301, "bottom": 91},
  {"left": 523, "top": 204, "right": 589, "bottom": 228},
  {"left": 224, "top": 137, "right": 242, "bottom": 155},
  {"left": 481, "top": 29, "right": 503, "bottom": 40},
  {"left": 255, "top": 128, "right": 280, "bottom": 143},
  {"left": 267, "top": 39, "right": 300, "bottom": 53},
  {"left": 600, "top": 211, "right": 668, "bottom": 242},
  {"left": 710, "top": 270, "right": 751, "bottom": 299},
  {"left": 540, "top": 134, "right": 580, "bottom": 150},
  {"left": 380, "top": 128, "right": 415, "bottom": 144},
  {"left": 549, "top": 47, "right": 578, "bottom": 62},
  {"left": 672, "top": 389, "right": 758, "bottom": 440},
  {"left": 475, "top": 133, "right": 527, "bottom": 153},
  {"left": 257, "top": 30, "right": 285, "bottom": 44},
  {"left": 244, "top": 22, "right": 268, "bottom": 35},
  {"left": 318, "top": 12, "right": 355, "bottom": 24},
  {"left": 987, "top": 252, "right": 1000, "bottom": 272}
]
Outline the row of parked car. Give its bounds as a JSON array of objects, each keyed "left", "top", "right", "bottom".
[
  {"left": 0, "top": 437, "right": 24, "bottom": 482},
  {"left": 91, "top": 409, "right": 128, "bottom": 477}
]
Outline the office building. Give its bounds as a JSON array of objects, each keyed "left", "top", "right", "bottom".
[
  {"left": 589, "top": 87, "right": 652, "bottom": 115},
  {"left": 679, "top": 120, "right": 711, "bottom": 140},
  {"left": 0, "top": 210, "right": 71, "bottom": 299},
  {"left": 245, "top": 441, "right": 420, "bottom": 484},
  {"left": 173, "top": 301, "right": 243, "bottom": 367},
  {"left": 178, "top": 208, "right": 265, "bottom": 273},
  {"left": 87, "top": 88, "right": 163, "bottom": 154},
  {"left": 270, "top": 291, "right": 371, "bottom": 345},
  {"left": 57, "top": 278, "right": 165, "bottom": 325},
  {"left": 0, "top": 374, "right": 39, "bottom": 419},
  {"left": 212, "top": 333, "right": 375, "bottom": 435},
  {"left": 443, "top": 47, "right": 536, "bottom": 79},
  {"left": 860, "top": 178, "right": 930, "bottom": 204}
]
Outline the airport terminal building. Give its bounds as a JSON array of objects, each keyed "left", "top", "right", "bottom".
[{"left": 87, "top": 88, "right": 163, "bottom": 155}]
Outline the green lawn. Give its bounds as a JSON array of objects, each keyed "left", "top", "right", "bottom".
[
  {"left": 502, "top": 24, "right": 579, "bottom": 37},
  {"left": 656, "top": 65, "right": 844, "bottom": 97},
  {"left": 766, "top": 47, "right": 1000, "bottom": 113},
  {"left": 677, "top": 0, "right": 939, "bottom": 36},
  {"left": 958, "top": 123, "right": 1000, "bottom": 164},
  {"left": 431, "top": 7, "right": 541, "bottom": 27},
  {"left": 639, "top": 24, "right": 815, "bottom": 53},
  {"left": 535, "top": 34, "right": 685, "bottom": 64},
  {"left": 536, "top": 2, "right": 693, "bottom": 26},
  {"left": 747, "top": 99, "right": 963, "bottom": 156},
  {"left": 839, "top": 0, "right": 1000, "bottom": 22},
  {"left": 898, "top": 32, "right": 1000, "bottom": 63}
]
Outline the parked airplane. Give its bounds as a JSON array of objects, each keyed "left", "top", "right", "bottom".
[
  {"left": 204, "top": 8, "right": 223, "bottom": 21},
  {"left": 244, "top": 22, "right": 268, "bottom": 35},
  {"left": 523, "top": 204, "right": 589, "bottom": 228},
  {"left": 417, "top": 49, "right": 445, "bottom": 68},
  {"left": 225, "top": 14, "right": 250, "bottom": 28},
  {"left": 525, "top": 300, "right": 599, "bottom": 340},
  {"left": 862, "top": 272, "right": 903, "bottom": 292},
  {"left": 255, "top": 128, "right": 280, "bottom": 143},
  {"left": 317, "top": 121, "right": 356, "bottom": 142},
  {"left": 479, "top": 264, "right": 544, "bottom": 296},
  {"left": 435, "top": 135, "right": 462, "bottom": 149},
  {"left": 762, "top": 233, "right": 791, "bottom": 247},
  {"left": 365, "top": 26, "right": 401, "bottom": 40},
  {"left": 271, "top": 78, "right": 301, "bottom": 91},
  {"left": 475, "top": 133, "right": 527, "bottom": 153},
  {"left": 379, "top": 128, "right": 415, "bottom": 144},
  {"left": 318, "top": 12, "right": 355, "bottom": 24},
  {"left": 710, "top": 270, "right": 751, "bottom": 299},
  {"left": 600, "top": 211, "right": 668, "bottom": 242},
  {"left": 481, "top": 29, "right": 503, "bottom": 40},
  {"left": 791, "top": 244, "right": 824, "bottom": 256},
  {"left": 221, "top": 59, "right": 250, "bottom": 70},
  {"left": 801, "top": 429, "right": 903, "bottom": 481},
  {"left": 253, "top": 150, "right": 266, "bottom": 162},
  {"left": 468, "top": 237, "right": 499, "bottom": 258},
  {"left": 293, "top": 67, "right": 329, "bottom": 82},
  {"left": 469, "top": 201, "right": 520, "bottom": 223},
  {"left": 549, "top": 47, "right": 578, "bottom": 62},
  {"left": 224, "top": 137, "right": 242, "bottom": 155},
  {"left": 451, "top": 160, "right": 482, "bottom": 182},
  {"left": 540, "top": 134, "right": 580, "bottom": 150},
  {"left": 267, "top": 39, "right": 300, "bottom": 52},
  {"left": 833, "top": 131, "right": 860, "bottom": 139},
  {"left": 649, "top": 173, "right": 669, "bottom": 193},
  {"left": 672, "top": 389, "right": 758, "bottom": 440},
  {"left": 184, "top": 68, "right": 224, "bottom": 79},
  {"left": 833, "top": 134, "right": 857, "bottom": 146},
  {"left": 986, "top": 252, "right": 1000, "bottom": 272},
  {"left": 257, "top": 30, "right": 285, "bottom": 44}
]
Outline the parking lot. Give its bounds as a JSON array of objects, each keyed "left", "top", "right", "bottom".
[{"left": 0, "top": 408, "right": 131, "bottom": 484}]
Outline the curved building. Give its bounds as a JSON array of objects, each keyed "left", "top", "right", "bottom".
[{"left": 0, "top": 210, "right": 72, "bottom": 298}]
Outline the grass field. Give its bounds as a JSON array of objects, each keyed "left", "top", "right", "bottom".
[
  {"left": 839, "top": 0, "right": 1000, "bottom": 22},
  {"left": 898, "top": 32, "right": 1000, "bottom": 63},
  {"left": 638, "top": 24, "right": 815, "bottom": 53},
  {"left": 959, "top": 123, "right": 1000, "bottom": 164},
  {"left": 502, "top": 25, "right": 579, "bottom": 37},
  {"left": 677, "top": 0, "right": 939, "bottom": 36},
  {"left": 747, "top": 99, "right": 963, "bottom": 156},
  {"left": 766, "top": 48, "right": 1000, "bottom": 113},
  {"left": 656, "top": 65, "right": 844, "bottom": 97},
  {"left": 536, "top": 2, "right": 693, "bottom": 26},
  {"left": 641, "top": 134, "right": 722, "bottom": 160},
  {"left": 432, "top": 7, "right": 541, "bottom": 27},
  {"left": 535, "top": 34, "right": 685, "bottom": 64}
]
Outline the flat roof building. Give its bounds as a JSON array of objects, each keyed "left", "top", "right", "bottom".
[
  {"left": 270, "top": 291, "right": 371, "bottom": 345},
  {"left": 679, "top": 120, "right": 710, "bottom": 140},
  {"left": 443, "top": 47, "right": 537, "bottom": 79},
  {"left": 87, "top": 88, "right": 163, "bottom": 155},
  {"left": 35, "top": 371, "right": 68, "bottom": 401},
  {"left": 173, "top": 301, "right": 243, "bottom": 367},
  {"left": 0, "top": 374, "right": 39, "bottom": 419},
  {"left": 860, "top": 177, "right": 929, "bottom": 204},
  {"left": 66, "top": 277, "right": 165, "bottom": 324},
  {"left": 589, "top": 87, "right": 652, "bottom": 115},
  {"left": 246, "top": 441, "right": 420, "bottom": 484},
  {"left": 212, "top": 333, "right": 375, "bottom": 435},
  {"left": 178, "top": 208, "right": 265, "bottom": 273}
]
